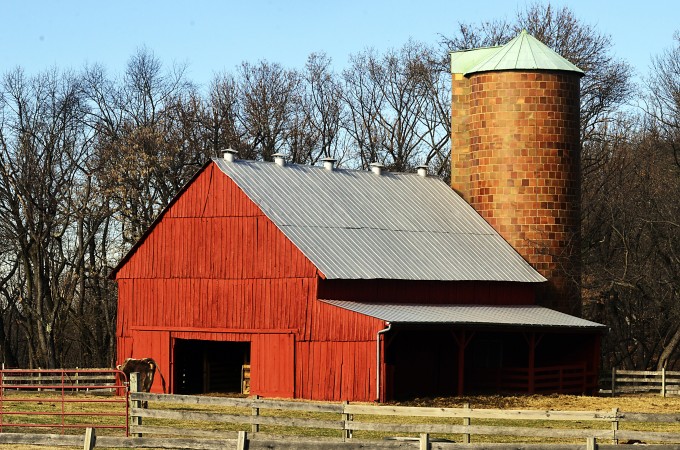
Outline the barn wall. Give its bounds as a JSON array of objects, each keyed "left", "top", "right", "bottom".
[
  {"left": 318, "top": 279, "right": 535, "bottom": 305},
  {"left": 115, "top": 162, "right": 381, "bottom": 401},
  {"left": 125, "top": 330, "right": 170, "bottom": 393},
  {"left": 296, "top": 341, "right": 376, "bottom": 401}
]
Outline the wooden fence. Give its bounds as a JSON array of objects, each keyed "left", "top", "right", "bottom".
[
  {"left": 124, "top": 390, "right": 680, "bottom": 448},
  {"left": 2, "top": 390, "right": 680, "bottom": 448},
  {"left": 601, "top": 369, "right": 680, "bottom": 397}
]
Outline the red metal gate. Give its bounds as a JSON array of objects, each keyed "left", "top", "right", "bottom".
[{"left": 0, "top": 369, "right": 128, "bottom": 435}]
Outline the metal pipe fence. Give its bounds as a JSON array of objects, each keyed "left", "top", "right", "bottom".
[{"left": 0, "top": 368, "right": 128, "bottom": 435}]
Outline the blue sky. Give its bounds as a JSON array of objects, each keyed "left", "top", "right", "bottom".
[{"left": 2, "top": 0, "right": 678, "bottom": 89}]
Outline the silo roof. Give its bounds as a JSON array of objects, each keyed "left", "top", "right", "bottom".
[{"left": 450, "top": 29, "right": 584, "bottom": 76}]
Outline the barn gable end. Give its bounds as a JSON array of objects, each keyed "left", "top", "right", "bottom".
[{"left": 115, "top": 161, "right": 385, "bottom": 400}]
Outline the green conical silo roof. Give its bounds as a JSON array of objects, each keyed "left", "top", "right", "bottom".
[{"left": 452, "top": 29, "right": 584, "bottom": 76}]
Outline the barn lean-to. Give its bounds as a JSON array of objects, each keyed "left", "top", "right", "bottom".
[{"left": 112, "top": 31, "right": 605, "bottom": 402}]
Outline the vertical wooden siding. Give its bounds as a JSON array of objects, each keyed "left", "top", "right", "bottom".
[
  {"left": 251, "top": 334, "right": 295, "bottom": 398},
  {"left": 295, "top": 340, "right": 376, "bottom": 401},
  {"left": 115, "top": 162, "right": 381, "bottom": 401}
]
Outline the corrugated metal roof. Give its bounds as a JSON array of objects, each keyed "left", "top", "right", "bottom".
[
  {"left": 213, "top": 157, "right": 545, "bottom": 282},
  {"left": 322, "top": 301, "right": 606, "bottom": 329},
  {"left": 451, "top": 30, "right": 584, "bottom": 77}
]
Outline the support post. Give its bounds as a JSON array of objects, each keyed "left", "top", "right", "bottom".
[
  {"left": 130, "top": 372, "right": 141, "bottom": 437},
  {"left": 83, "top": 427, "right": 96, "bottom": 450},
  {"left": 236, "top": 430, "right": 247, "bottom": 450},
  {"left": 456, "top": 331, "right": 466, "bottom": 396},
  {"left": 528, "top": 333, "right": 535, "bottom": 394},
  {"left": 611, "top": 367, "right": 616, "bottom": 396},
  {"left": 662, "top": 368, "right": 666, "bottom": 397},
  {"left": 342, "top": 400, "right": 352, "bottom": 441},
  {"left": 462, "top": 402, "right": 471, "bottom": 444},
  {"left": 611, "top": 408, "right": 619, "bottom": 445},
  {"left": 251, "top": 394, "right": 260, "bottom": 433},
  {"left": 586, "top": 436, "right": 596, "bottom": 450},
  {"left": 419, "top": 433, "right": 429, "bottom": 450}
]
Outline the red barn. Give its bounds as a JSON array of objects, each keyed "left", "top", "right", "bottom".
[
  {"left": 113, "top": 31, "right": 605, "bottom": 401},
  {"left": 112, "top": 152, "right": 603, "bottom": 401}
]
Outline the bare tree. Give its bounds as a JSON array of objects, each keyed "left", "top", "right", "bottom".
[
  {"left": 0, "top": 68, "right": 91, "bottom": 368},
  {"left": 647, "top": 31, "right": 680, "bottom": 169},
  {"left": 298, "top": 53, "right": 345, "bottom": 165},
  {"left": 86, "top": 49, "right": 205, "bottom": 245},
  {"left": 236, "top": 61, "right": 300, "bottom": 161},
  {"left": 343, "top": 40, "right": 450, "bottom": 172}
]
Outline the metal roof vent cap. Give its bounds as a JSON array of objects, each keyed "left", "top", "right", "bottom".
[
  {"left": 416, "top": 165, "right": 428, "bottom": 177},
  {"left": 222, "top": 148, "right": 238, "bottom": 162},
  {"left": 322, "top": 157, "right": 337, "bottom": 171},
  {"left": 272, "top": 153, "right": 286, "bottom": 166},
  {"left": 370, "top": 162, "right": 384, "bottom": 176}
]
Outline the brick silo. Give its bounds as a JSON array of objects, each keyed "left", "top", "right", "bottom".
[{"left": 450, "top": 30, "right": 583, "bottom": 315}]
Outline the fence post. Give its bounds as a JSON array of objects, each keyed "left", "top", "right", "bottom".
[
  {"left": 611, "top": 407, "right": 618, "bottom": 445},
  {"left": 251, "top": 394, "right": 260, "bottom": 433},
  {"left": 586, "top": 436, "right": 596, "bottom": 450},
  {"left": 236, "top": 430, "right": 247, "bottom": 450},
  {"left": 419, "top": 433, "right": 429, "bottom": 450},
  {"left": 463, "top": 402, "right": 471, "bottom": 444},
  {"left": 611, "top": 368, "right": 616, "bottom": 396},
  {"left": 342, "top": 400, "right": 353, "bottom": 441},
  {"left": 662, "top": 368, "right": 667, "bottom": 397},
  {"left": 130, "top": 372, "right": 142, "bottom": 437},
  {"left": 83, "top": 427, "right": 96, "bottom": 450}
]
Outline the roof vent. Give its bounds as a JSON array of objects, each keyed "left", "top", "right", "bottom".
[
  {"left": 272, "top": 153, "right": 286, "bottom": 166},
  {"left": 370, "top": 162, "right": 384, "bottom": 176},
  {"left": 416, "top": 165, "right": 428, "bottom": 177},
  {"left": 322, "top": 157, "right": 337, "bottom": 171},
  {"left": 222, "top": 148, "right": 238, "bottom": 162}
]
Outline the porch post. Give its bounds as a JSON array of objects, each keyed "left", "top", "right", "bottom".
[
  {"left": 528, "top": 332, "right": 535, "bottom": 394},
  {"left": 457, "top": 330, "right": 466, "bottom": 396}
]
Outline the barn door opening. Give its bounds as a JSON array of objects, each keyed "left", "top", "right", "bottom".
[
  {"left": 173, "top": 339, "right": 250, "bottom": 395},
  {"left": 385, "top": 329, "right": 457, "bottom": 400}
]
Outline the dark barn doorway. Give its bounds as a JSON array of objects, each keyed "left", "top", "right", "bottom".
[
  {"left": 174, "top": 339, "right": 250, "bottom": 395},
  {"left": 385, "top": 329, "right": 458, "bottom": 400}
]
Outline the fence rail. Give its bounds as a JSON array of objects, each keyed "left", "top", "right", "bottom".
[{"left": 601, "top": 368, "right": 680, "bottom": 397}]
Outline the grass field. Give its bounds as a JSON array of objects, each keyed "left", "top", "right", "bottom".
[{"left": 0, "top": 393, "right": 678, "bottom": 449}]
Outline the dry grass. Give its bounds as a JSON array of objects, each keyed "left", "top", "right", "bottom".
[{"left": 0, "top": 393, "right": 679, "bottom": 448}]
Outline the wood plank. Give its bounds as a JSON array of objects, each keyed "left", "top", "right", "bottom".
[
  {"left": 344, "top": 405, "right": 615, "bottom": 421},
  {"left": 616, "top": 429, "right": 680, "bottom": 442},
  {"left": 347, "top": 422, "right": 614, "bottom": 440},
  {"left": 96, "top": 436, "right": 237, "bottom": 450},
  {"left": 132, "top": 392, "right": 343, "bottom": 412},
  {"left": 618, "top": 412, "right": 680, "bottom": 423},
  {"left": 0, "top": 433, "right": 83, "bottom": 446},
  {"left": 132, "top": 408, "right": 344, "bottom": 430},
  {"left": 131, "top": 425, "right": 241, "bottom": 439}
]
